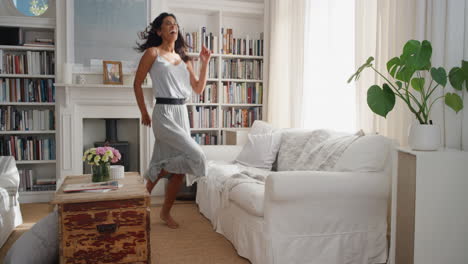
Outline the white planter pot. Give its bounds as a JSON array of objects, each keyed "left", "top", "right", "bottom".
[{"left": 408, "top": 123, "right": 441, "bottom": 151}]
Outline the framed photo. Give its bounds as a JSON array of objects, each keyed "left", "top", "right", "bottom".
[{"left": 103, "top": 61, "right": 123, "bottom": 84}]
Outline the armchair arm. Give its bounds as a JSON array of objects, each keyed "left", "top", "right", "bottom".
[
  {"left": 266, "top": 170, "right": 389, "bottom": 201},
  {"left": 264, "top": 170, "right": 390, "bottom": 239},
  {"left": 0, "top": 156, "right": 20, "bottom": 190},
  {"left": 201, "top": 145, "right": 243, "bottom": 162}
]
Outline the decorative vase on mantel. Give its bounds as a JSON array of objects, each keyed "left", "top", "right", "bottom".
[
  {"left": 92, "top": 162, "right": 111, "bottom": 182},
  {"left": 408, "top": 122, "right": 441, "bottom": 151}
]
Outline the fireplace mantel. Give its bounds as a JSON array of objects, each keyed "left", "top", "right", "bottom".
[{"left": 55, "top": 83, "right": 155, "bottom": 185}]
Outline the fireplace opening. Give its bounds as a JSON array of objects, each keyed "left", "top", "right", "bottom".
[
  {"left": 94, "top": 119, "right": 130, "bottom": 171},
  {"left": 83, "top": 118, "right": 140, "bottom": 174}
]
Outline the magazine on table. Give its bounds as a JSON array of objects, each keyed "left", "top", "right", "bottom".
[{"left": 63, "top": 180, "right": 122, "bottom": 193}]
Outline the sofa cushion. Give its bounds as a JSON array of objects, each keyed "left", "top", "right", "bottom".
[
  {"left": 229, "top": 184, "right": 265, "bottom": 217},
  {"left": 4, "top": 211, "right": 58, "bottom": 264},
  {"left": 249, "top": 120, "right": 275, "bottom": 135},
  {"left": 235, "top": 132, "right": 282, "bottom": 170},
  {"left": 334, "top": 134, "right": 391, "bottom": 172}
]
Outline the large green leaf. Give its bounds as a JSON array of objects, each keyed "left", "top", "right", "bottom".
[
  {"left": 462, "top": 60, "right": 468, "bottom": 91},
  {"left": 445, "top": 93, "right": 463, "bottom": 113},
  {"left": 387, "top": 57, "right": 401, "bottom": 78},
  {"left": 396, "top": 81, "right": 403, "bottom": 89},
  {"left": 347, "top": 57, "right": 374, "bottom": 83},
  {"left": 401, "top": 40, "right": 420, "bottom": 62},
  {"left": 430, "top": 67, "right": 447, "bottom": 87},
  {"left": 395, "top": 65, "right": 416, "bottom": 82},
  {"left": 449, "top": 67, "right": 464, "bottom": 91},
  {"left": 411, "top": 77, "right": 425, "bottom": 91},
  {"left": 400, "top": 40, "right": 432, "bottom": 71},
  {"left": 367, "top": 83, "right": 396, "bottom": 118}
]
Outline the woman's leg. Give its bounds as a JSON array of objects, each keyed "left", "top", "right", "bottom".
[
  {"left": 146, "top": 168, "right": 171, "bottom": 194},
  {"left": 160, "top": 173, "right": 185, "bottom": 228}
]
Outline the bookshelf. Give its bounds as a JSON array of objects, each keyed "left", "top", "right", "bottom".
[
  {"left": 168, "top": 1, "right": 266, "bottom": 145},
  {"left": 0, "top": 19, "right": 57, "bottom": 203}
]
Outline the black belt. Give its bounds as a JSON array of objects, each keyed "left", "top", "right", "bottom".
[{"left": 155, "top": 97, "right": 186, "bottom": 105}]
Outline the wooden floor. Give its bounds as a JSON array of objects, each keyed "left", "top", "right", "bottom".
[{"left": 0, "top": 198, "right": 250, "bottom": 264}]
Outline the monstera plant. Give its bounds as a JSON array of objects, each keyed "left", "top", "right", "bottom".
[{"left": 348, "top": 40, "right": 467, "bottom": 125}]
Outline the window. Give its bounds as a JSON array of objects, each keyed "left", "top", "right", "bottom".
[{"left": 302, "top": 0, "right": 356, "bottom": 132}]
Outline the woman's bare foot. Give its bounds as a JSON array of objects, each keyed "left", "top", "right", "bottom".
[{"left": 160, "top": 212, "right": 179, "bottom": 229}]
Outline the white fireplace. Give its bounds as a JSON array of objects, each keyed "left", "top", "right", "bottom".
[{"left": 55, "top": 83, "right": 155, "bottom": 187}]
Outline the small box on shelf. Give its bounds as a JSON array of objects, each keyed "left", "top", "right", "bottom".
[{"left": 224, "top": 129, "right": 248, "bottom": 145}]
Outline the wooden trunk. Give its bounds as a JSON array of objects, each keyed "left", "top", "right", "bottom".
[{"left": 52, "top": 173, "right": 151, "bottom": 264}]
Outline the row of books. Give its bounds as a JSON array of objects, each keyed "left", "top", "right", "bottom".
[
  {"left": 222, "top": 107, "right": 262, "bottom": 128},
  {"left": 0, "top": 50, "right": 55, "bottom": 75},
  {"left": 191, "top": 83, "right": 217, "bottom": 104},
  {"left": 188, "top": 106, "right": 218, "bottom": 129},
  {"left": 0, "top": 136, "right": 56, "bottom": 161},
  {"left": 180, "top": 27, "right": 264, "bottom": 56},
  {"left": 182, "top": 27, "right": 218, "bottom": 53},
  {"left": 18, "top": 169, "right": 56, "bottom": 192},
  {"left": 0, "top": 107, "right": 54, "bottom": 131},
  {"left": 221, "top": 29, "right": 264, "bottom": 56},
  {"left": 191, "top": 132, "right": 218, "bottom": 145},
  {"left": 192, "top": 57, "right": 217, "bottom": 78},
  {"left": 0, "top": 78, "right": 55, "bottom": 103},
  {"left": 222, "top": 59, "right": 263, "bottom": 80},
  {"left": 223, "top": 82, "right": 263, "bottom": 104}
]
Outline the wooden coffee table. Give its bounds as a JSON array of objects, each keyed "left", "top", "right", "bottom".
[{"left": 51, "top": 172, "right": 151, "bottom": 264}]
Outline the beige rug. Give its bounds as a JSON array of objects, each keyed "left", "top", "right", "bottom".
[{"left": 0, "top": 201, "right": 250, "bottom": 264}]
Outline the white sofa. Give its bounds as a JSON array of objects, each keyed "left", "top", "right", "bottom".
[
  {"left": 196, "top": 129, "right": 393, "bottom": 264},
  {"left": 0, "top": 156, "right": 23, "bottom": 248}
]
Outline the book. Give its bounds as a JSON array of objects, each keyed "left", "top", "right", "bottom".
[{"left": 63, "top": 180, "right": 121, "bottom": 193}]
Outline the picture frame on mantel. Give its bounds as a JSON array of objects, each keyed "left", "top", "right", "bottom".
[{"left": 103, "top": 61, "right": 123, "bottom": 85}]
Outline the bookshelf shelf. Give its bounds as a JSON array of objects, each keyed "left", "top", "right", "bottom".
[
  {"left": 221, "top": 54, "right": 263, "bottom": 59},
  {"left": 16, "top": 160, "right": 56, "bottom": 165},
  {"left": 0, "top": 102, "right": 56, "bottom": 106},
  {"left": 221, "top": 78, "right": 263, "bottom": 83},
  {"left": 190, "top": 128, "right": 220, "bottom": 131},
  {"left": 221, "top": 104, "right": 262, "bottom": 107},
  {"left": 0, "top": 74, "right": 55, "bottom": 78},
  {"left": 0, "top": 45, "right": 55, "bottom": 51},
  {"left": 187, "top": 103, "right": 219, "bottom": 106},
  {"left": 0, "top": 130, "right": 56, "bottom": 135}
]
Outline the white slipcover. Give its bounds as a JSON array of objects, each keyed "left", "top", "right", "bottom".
[
  {"left": 0, "top": 156, "right": 23, "bottom": 248},
  {"left": 197, "top": 133, "right": 392, "bottom": 264}
]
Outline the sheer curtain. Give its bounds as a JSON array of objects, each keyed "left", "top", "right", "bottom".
[
  {"left": 354, "top": 0, "right": 417, "bottom": 146},
  {"left": 302, "top": 0, "right": 356, "bottom": 132},
  {"left": 355, "top": 0, "right": 468, "bottom": 149},
  {"left": 266, "top": 0, "right": 306, "bottom": 128}
]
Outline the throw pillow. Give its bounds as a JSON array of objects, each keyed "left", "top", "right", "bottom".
[
  {"left": 235, "top": 131, "right": 282, "bottom": 170},
  {"left": 277, "top": 129, "right": 333, "bottom": 171},
  {"left": 249, "top": 120, "right": 275, "bottom": 135},
  {"left": 294, "top": 130, "right": 364, "bottom": 171},
  {"left": 4, "top": 211, "right": 58, "bottom": 264}
]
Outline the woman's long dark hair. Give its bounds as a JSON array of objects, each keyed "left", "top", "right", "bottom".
[{"left": 135, "top": 12, "right": 190, "bottom": 62}]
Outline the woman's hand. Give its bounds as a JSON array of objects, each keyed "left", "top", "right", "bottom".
[
  {"left": 141, "top": 112, "right": 151, "bottom": 127},
  {"left": 199, "top": 45, "right": 212, "bottom": 65}
]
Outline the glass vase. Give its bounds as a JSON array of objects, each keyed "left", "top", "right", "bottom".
[{"left": 92, "top": 162, "right": 110, "bottom": 182}]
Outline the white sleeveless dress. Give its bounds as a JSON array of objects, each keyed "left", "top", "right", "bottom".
[{"left": 144, "top": 50, "right": 207, "bottom": 185}]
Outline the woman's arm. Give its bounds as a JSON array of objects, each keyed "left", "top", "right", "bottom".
[
  {"left": 134, "top": 48, "right": 157, "bottom": 126},
  {"left": 186, "top": 46, "right": 211, "bottom": 94}
]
